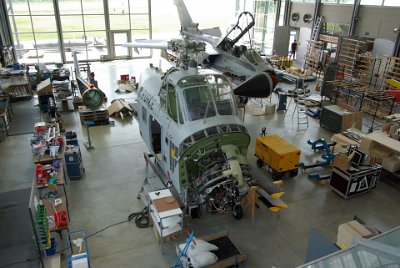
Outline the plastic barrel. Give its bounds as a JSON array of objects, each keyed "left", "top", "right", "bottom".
[{"left": 82, "top": 88, "right": 104, "bottom": 110}]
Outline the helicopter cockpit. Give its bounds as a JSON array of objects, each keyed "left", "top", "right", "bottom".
[{"left": 179, "top": 74, "right": 238, "bottom": 121}]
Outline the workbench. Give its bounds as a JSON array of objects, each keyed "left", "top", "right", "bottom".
[
  {"left": 331, "top": 131, "right": 362, "bottom": 154},
  {"left": 33, "top": 145, "right": 64, "bottom": 164},
  {"left": 0, "top": 95, "right": 12, "bottom": 138},
  {"left": 360, "top": 130, "right": 400, "bottom": 188},
  {"left": 148, "top": 189, "right": 182, "bottom": 252},
  {"left": 36, "top": 163, "right": 69, "bottom": 211},
  {"left": 42, "top": 196, "right": 71, "bottom": 243},
  {"left": 0, "top": 68, "right": 31, "bottom": 100}
]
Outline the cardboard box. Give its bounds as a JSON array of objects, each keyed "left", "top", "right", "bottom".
[
  {"left": 264, "top": 103, "right": 276, "bottom": 115},
  {"left": 332, "top": 153, "right": 352, "bottom": 170},
  {"left": 336, "top": 220, "right": 373, "bottom": 249},
  {"left": 359, "top": 137, "right": 373, "bottom": 153},
  {"left": 382, "top": 155, "right": 400, "bottom": 173},
  {"left": 36, "top": 78, "right": 52, "bottom": 95},
  {"left": 371, "top": 146, "right": 393, "bottom": 164}
]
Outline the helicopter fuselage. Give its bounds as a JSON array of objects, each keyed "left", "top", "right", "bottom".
[{"left": 137, "top": 64, "right": 251, "bottom": 218}]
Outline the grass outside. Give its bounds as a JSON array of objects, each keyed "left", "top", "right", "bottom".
[{"left": 9, "top": 0, "right": 234, "bottom": 40}]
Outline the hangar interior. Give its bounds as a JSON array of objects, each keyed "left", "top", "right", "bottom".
[{"left": 0, "top": 0, "right": 400, "bottom": 267}]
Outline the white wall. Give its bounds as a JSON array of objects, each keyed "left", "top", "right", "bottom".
[
  {"left": 356, "top": 6, "right": 399, "bottom": 41},
  {"left": 296, "top": 27, "right": 312, "bottom": 65},
  {"left": 320, "top": 4, "right": 352, "bottom": 24},
  {"left": 289, "top": 3, "right": 315, "bottom": 28},
  {"left": 283, "top": 2, "right": 399, "bottom": 61},
  {"left": 273, "top": 26, "right": 290, "bottom": 55},
  {"left": 372, "top": 38, "right": 395, "bottom": 57}
]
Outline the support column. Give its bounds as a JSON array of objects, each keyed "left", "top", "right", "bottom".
[
  {"left": 311, "top": 0, "right": 321, "bottom": 33},
  {"left": 275, "top": 0, "right": 282, "bottom": 27},
  {"left": 393, "top": 24, "right": 400, "bottom": 57},
  {"left": 53, "top": 0, "right": 65, "bottom": 63},
  {"left": 349, "top": 0, "right": 361, "bottom": 37},
  {"left": 283, "top": 0, "right": 291, "bottom": 27}
]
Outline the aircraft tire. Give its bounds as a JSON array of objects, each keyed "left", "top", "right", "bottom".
[
  {"left": 232, "top": 204, "right": 243, "bottom": 220},
  {"left": 256, "top": 159, "right": 264, "bottom": 168},
  {"left": 289, "top": 168, "right": 299, "bottom": 177}
]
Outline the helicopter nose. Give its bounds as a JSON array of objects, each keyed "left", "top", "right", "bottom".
[{"left": 233, "top": 73, "right": 273, "bottom": 98}]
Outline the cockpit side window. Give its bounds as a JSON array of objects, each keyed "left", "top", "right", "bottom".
[
  {"left": 167, "top": 86, "right": 178, "bottom": 122},
  {"left": 207, "top": 75, "right": 238, "bottom": 116}
]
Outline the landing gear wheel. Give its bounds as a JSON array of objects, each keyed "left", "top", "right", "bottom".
[
  {"left": 256, "top": 159, "right": 264, "bottom": 168},
  {"left": 289, "top": 168, "right": 299, "bottom": 177},
  {"left": 232, "top": 204, "right": 243, "bottom": 220}
]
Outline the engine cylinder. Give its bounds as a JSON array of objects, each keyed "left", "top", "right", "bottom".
[{"left": 82, "top": 88, "right": 104, "bottom": 110}]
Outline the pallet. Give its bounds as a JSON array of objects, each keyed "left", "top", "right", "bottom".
[
  {"left": 79, "top": 105, "right": 109, "bottom": 125},
  {"left": 304, "top": 100, "right": 320, "bottom": 107}
]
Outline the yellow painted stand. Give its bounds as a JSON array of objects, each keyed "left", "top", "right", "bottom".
[{"left": 243, "top": 181, "right": 287, "bottom": 223}]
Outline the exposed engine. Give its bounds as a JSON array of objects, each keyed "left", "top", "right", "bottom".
[{"left": 185, "top": 147, "right": 251, "bottom": 219}]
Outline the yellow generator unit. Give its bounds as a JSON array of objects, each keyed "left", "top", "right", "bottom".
[{"left": 255, "top": 135, "right": 301, "bottom": 179}]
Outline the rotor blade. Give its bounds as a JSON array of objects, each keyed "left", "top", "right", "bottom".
[
  {"left": 123, "top": 40, "right": 169, "bottom": 49},
  {"left": 233, "top": 73, "right": 273, "bottom": 98}
]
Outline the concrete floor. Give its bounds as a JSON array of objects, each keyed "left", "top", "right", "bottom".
[{"left": 1, "top": 58, "right": 400, "bottom": 268}]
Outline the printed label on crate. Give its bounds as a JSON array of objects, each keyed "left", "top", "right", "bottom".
[
  {"left": 349, "top": 183, "right": 357, "bottom": 193},
  {"left": 357, "top": 176, "right": 369, "bottom": 191}
]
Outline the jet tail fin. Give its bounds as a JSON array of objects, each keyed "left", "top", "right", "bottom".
[{"left": 174, "top": 0, "right": 198, "bottom": 32}]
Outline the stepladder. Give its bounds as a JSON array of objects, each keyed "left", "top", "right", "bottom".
[{"left": 284, "top": 80, "right": 309, "bottom": 129}]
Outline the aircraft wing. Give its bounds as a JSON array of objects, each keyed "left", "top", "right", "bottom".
[
  {"left": 200, "top": 27, "right": 222, "bottom": 37},
  {"left": 205, "top": 43, "right": 219, "bottom": 55}
]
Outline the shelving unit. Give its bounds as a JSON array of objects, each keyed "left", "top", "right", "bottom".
[
  {"left": 303, "top": 40, "right": 324, "bottom": 75},
  {"left": 381, "top": 56, "right": 400, "bottom": 90},
  {"left": 337, "top": 38, "right": 366, "bottom": 81}
]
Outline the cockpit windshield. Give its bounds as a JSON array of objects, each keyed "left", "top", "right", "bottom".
[{"left": 180, "top": 75, "right": 237, "bottom": 121}]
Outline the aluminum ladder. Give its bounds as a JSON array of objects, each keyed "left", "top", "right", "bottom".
[
  {"left": 311, "top": 16, "right": 324, "bottom": 41},
  {"left": 296, "top": 99, "right": 309, "bottom": 129},
  {"left": 284, "top": 80, "right": 309, "bottom": 130}
]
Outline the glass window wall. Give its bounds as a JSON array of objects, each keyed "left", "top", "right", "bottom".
[
  {"left": 252, "top": 0, "right": 276, "bottom": 55},
  {"left": 6, "top": 0, "right": 151, "bottom": 64}
]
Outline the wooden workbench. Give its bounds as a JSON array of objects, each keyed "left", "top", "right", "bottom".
[{"left": 33, "top": 144, "right": 64, "bottom": 164}]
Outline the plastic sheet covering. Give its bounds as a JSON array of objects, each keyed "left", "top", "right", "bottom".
[{"left": 299, "top": 226, "right": 400, "bottom": 268}]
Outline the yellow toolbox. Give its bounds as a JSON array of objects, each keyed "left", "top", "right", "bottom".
[{"left": 255, "top": 135, "right": 301, "bottom": 179}]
